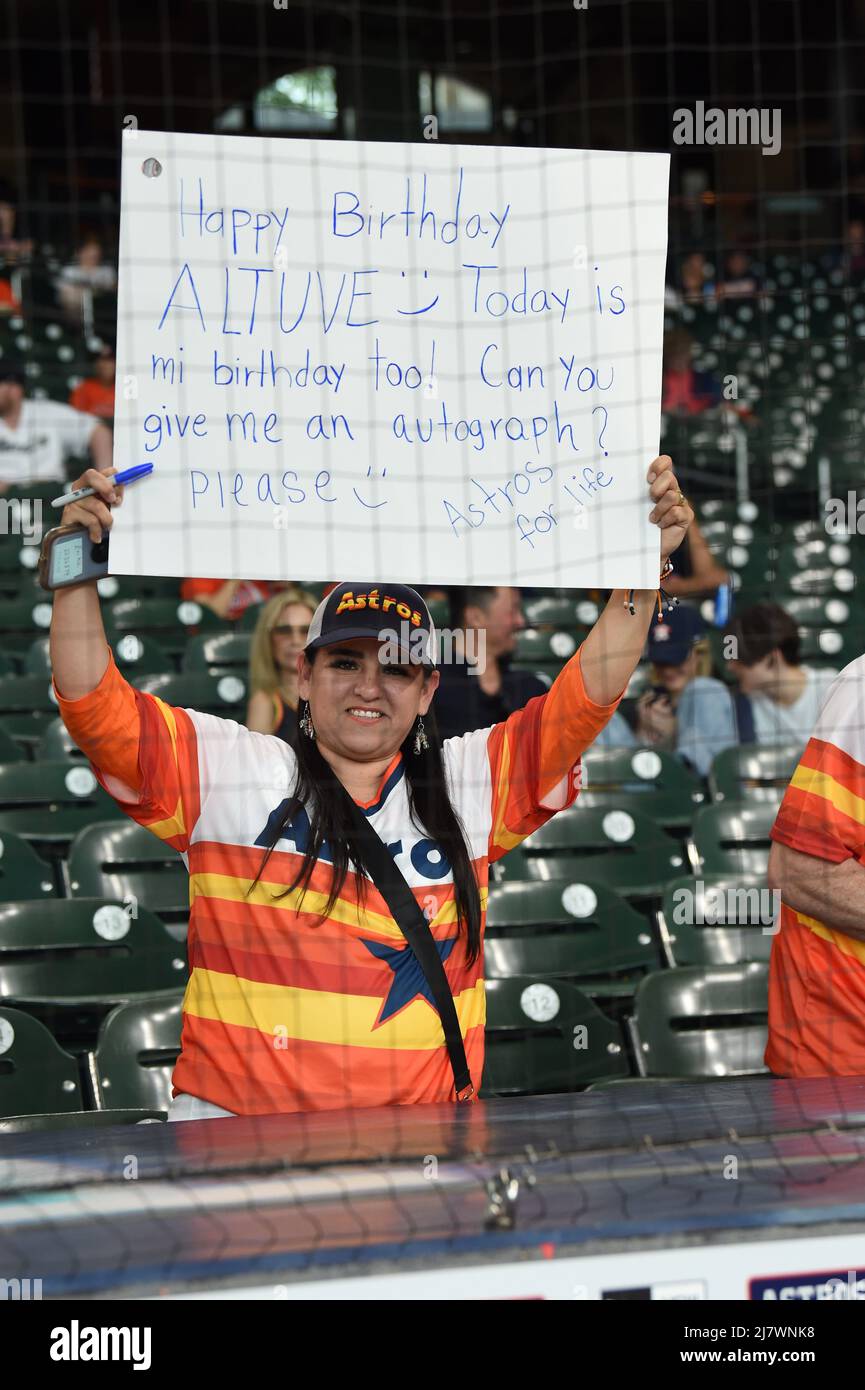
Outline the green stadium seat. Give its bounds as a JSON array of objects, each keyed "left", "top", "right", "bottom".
[
  {"left": 485, "top": 879, "right": 659, "bottom": 994},
  {"left": 26, "top": 632, "right": 172, "bottom": 680},
  {"left": 107, "top": 597, "right": 228, "bottom": 660},
  {"left": 523, "top": 596, "right": 598, "bottom": 629},
  {"left": 183, "top": 631, "right": 252, "bottom": 676},
  {"left": 0, "top": 900, "right": 187, "bottom": 1021},
  {"left": 35, "top": 717, "right": 86, "bottom": 760},
  {"left": 785, "top": 566, "right": 856, "bottom": 598},
  {"left": 68, "top": 821, "right": 189, "bottom": 936},
  {"left": 91, "top": 996, "right": 183, "bottom": 1111},
  {"left": 496, "top": 805, "right": 686, "bottom": 903},
  {"left": 0, "top": 592, "right": 56, "bottom": 653},
  {"left": 522, "top": 804, "right": 674, "bottom": 855},
  {"left": 689, "top": 801, "right": 779, "bottom": 875},
  {"left": 132, "top": 670, "right": 248, "bottom": 718},
  {"left": 633, "top": 963, "right": 769, "bottom": 1077},
  {"left": 658, "top": 875, "right": 776, "bottom": 966},
  {"left": 512, "top": 627, "right": 580, "bottom": 670},
  {"left": 779, "top": 593, "right": 860, "bottom": 629},
  {"left": 498, "top": 849, "right": 686, "bottom": 904},
  {"left": 579, "top": 746, "right": 706, "bottom": 829},
  {"left": 709, "top": 742, "right": 802, "bottom": 803},
  {"left": 0, "top": 761, "right": 125, "bottom": 843},
  {"left": 796, "top": 627, "right": 852, "bottom": 667},
  {"left": 481, "top": 976, "right": 629, "bottom": 1095},
  {"left": 0, "top": 829, "right": 56, "bottom": 900},
  {"left": 0, "top": 1005, "right": 83, "bottom": 1117},
  {"left": 0, "top": 674, "right": 61, "bottom": 746},
  {"left": 96, "top": 574, "right": 181, "bottom": 602},
  {"left": 0, "top": 724, "right": 25, "bottom": 762}
]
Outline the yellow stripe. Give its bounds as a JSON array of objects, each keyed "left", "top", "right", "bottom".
[
  {"left": 146, "top": 797, "right": 186, "bottom": 842},
  {"left": 183, "top": 967, "right": 486, "bottom": 1048},
  {"left": 154, "top": 695, "right": 179, "bottom": 750},
  {"left": 791, "top": 764, "right": 865, "bottom": 829},
  {"left": 795, "top": 910, "right": 865, "bottom": 967},
  {"left": 190, "top": 871, "right": 486, "bottom": 938}
]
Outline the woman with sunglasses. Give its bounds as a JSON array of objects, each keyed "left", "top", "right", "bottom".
[{"left": 246, "top": 587, "right": 319, "bottom": 746}]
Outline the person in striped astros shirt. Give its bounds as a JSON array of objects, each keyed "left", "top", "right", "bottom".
[
  {"left": 49, "top": 458, "right": 692, "bottom": 1118},
  {"left": 767, "top": 659, "right": 865, "bottom": 1075}
]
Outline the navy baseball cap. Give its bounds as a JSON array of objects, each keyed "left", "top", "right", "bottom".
[
  {"left": 305, "top": 582, "right": 437, "bottom": 666},
  {"left": 0, "top": 360, "right": 27, "bottom": 387},
  {"left": 647, "top": 604, "right": 706, "bottom": 665}
]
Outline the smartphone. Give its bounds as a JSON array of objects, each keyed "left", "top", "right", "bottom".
[
  {"left": 38, "top": 524, "right": 110, "bottom": 591},
  {"left": 714, "top": 582, "right": 732, "bottom": 626}
]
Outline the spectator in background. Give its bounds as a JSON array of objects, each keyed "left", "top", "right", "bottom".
[
  {"left": 662, "top": 328, "right": 721, "bottom": 416},
  {"left": 716, "top": 247, "right": 759, "bottom": 299},
  {"left": 663, "top": 328, "right": 756, "bottom": 427},
  {"left": 601, "top": 600, "right": 842, "bottom": 776},
  {"left": 664, "top": 513, "right": 730, "bottom": 600},
  {"left": 433, "top": 586, "right": 548, "bottom": 739},
  {"left": 678, "top": 251, "right": 714, "bottom": 304},
  {"left": 56, "top": 235, "right": 117, "bottom": 323},
  {"left": 765, "top": 656, "right": 865, "bottom": 1077},
  {"left": 0, "top": 360, "right": 112, "bottom": 489},
  {"left": 725, "top": 602, "right": 837, "bottom": 746},
  {"left": 0, "top": 277, "right": 21, "bottom": 316},
  {"left": 0, "top": 182, "right": 33, "bottom": 263},
  {"left": 594, "top": 603, "right": 735, "bottom": 777},
  {"left": 69, "top": 344, "right": 115, "bottom": 420},
  {"left": 180, "top": 575, "right": 288, "bottom": 621},
  {"left": 246, "top": 587, "right": 319, "bottom": 746}
]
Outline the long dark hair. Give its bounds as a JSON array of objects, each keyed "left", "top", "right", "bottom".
[{"left": 246, "top": 662, "right": 483, "bottom": 964}]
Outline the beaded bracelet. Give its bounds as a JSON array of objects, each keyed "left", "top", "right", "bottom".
[{"left": 624, "top": 557, "right": 678, "bottom": 619}]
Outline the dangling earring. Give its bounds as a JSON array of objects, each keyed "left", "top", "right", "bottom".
[
  {"left": 299, "top": 700, "right": 315, "bottom": 740},
  {"left": 413, "top": 715, "right": 429, "bottom": 755}
]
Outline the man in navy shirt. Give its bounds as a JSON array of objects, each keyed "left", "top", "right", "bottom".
[{"left": 434, "top": 586, "right": 548, "bottom": 739}]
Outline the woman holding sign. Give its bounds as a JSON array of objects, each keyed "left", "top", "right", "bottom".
[{"left": 47, "top": 457, "right": 691, "bottom": 1118}]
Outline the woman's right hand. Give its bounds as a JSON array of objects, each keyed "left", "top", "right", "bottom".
[{"left": 61, "top": 466, "right": 125, "bottom": 545}]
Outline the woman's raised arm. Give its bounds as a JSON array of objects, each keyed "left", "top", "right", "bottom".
[{"left": 580, "top": 455, "right": 693, "bottom": 705}]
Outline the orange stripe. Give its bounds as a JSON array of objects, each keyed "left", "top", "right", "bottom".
[
  {"left": 799, "top": 737, "right": 865, "bottom": 796},
  {"left": 173, "top": 1011, "right": 486, "bottom": 1114}
]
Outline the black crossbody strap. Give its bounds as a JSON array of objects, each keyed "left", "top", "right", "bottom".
[
  {"left": 341, "top": 794, "right": 475, "bottom": 1102},
  {"left": 734, "top": 690, "right": 756, "bottom": 745}
]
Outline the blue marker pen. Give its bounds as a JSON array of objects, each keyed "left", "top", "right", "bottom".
[{"left": 51, "top": 463, "right": 154, "bottom": 509}]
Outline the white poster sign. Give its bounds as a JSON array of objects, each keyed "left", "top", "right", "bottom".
[{"left": 112, "top": 131, "right": 669, "bottom": 587}]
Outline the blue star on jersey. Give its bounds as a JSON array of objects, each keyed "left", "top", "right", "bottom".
[{"left": 362, "top": 935, "right": 458, "bottom": 1028}]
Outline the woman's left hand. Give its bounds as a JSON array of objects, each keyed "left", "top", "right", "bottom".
[{"left": 647, "top": 455, "right": 693, "bottom": 561}]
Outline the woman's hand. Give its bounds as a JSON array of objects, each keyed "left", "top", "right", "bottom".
[
  {"left": 647, "top": 455, "right": 693, "bottom": 561},
  {"left": 60, "top": 466, "right": 125, "bottom": 545}
]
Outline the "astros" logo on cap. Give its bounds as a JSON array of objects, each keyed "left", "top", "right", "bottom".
[{"left": 336, "top": 590, "right": 423, "bottom": 626}]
